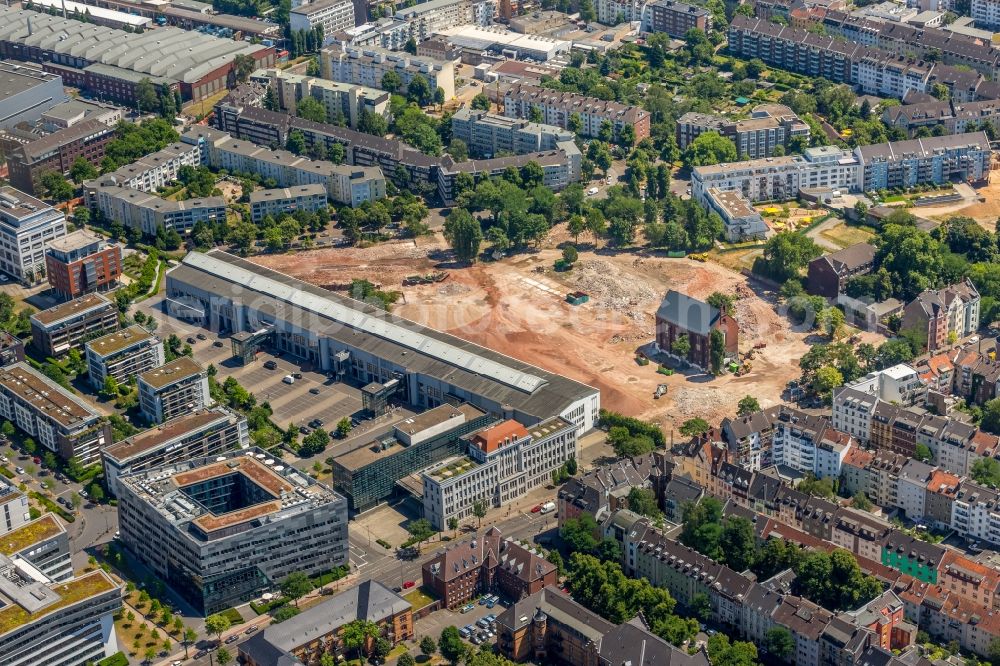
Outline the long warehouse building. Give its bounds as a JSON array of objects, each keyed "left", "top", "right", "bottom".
[
  {"left": 0, "top": 7, "right": 275, "bottom": 103},
  {"left": 165, "top": 250, "right": 600, "bottom": 433}
]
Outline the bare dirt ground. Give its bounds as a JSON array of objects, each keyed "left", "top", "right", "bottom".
[
  {"left": 215, "top": 180, "right": 243, "bottom": 204},
  {"left": 251, "top": 234, "right": 815, "bottom": 432},
  {"left": 916, "top": 179, "right": 1000, "bottom": 225}
]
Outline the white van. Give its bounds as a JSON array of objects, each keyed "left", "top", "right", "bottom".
[
  {"left": 539, "top": 501, "right": 556, "bottom": 514},
  {"left": 282, "top": 375, "right": 295, "bottom": 385}
]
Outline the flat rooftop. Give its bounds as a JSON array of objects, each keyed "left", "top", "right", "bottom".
[
  {"left": 0, "top": 570, "right": 117, "bottom": 638},
  {"left": 103, "top": 408, "right": 237, "bottom": 465},
  {"left": 0, "top": 60, "right": 59, "bottom": 97},
  {"left": 0, "top": 514, "right": 63, "bottom": 557},
  {"left": 86, "top": 324, "right": 156, "bottom": 357},
  {"left": 46, "top": 229, "right": 105, "bottom": 254},
  {"left": 0, "top": 363, "right": 100, "bottom": 429},
  {"left": 173, "top": 454, "right": 293, "bottom": 498},
  {"left": 426, "top": 455, "right": 478, "bottom": 481},
  {"left": 0, "top": 186, "right": 53, "bottom": 221},
  {"left": 30, "top": 292, "right": 113, "bottom": 327},
  {"left": 138, "top": 356, "right": 204, "bottom": 390},
  {"left": 249, "top": 184, "right": 328, "bottom": 204}
]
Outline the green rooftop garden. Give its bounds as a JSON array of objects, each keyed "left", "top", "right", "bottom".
[
  {"left": 429, "top": 457, "right": 477, "bottom": 480},
  {"left": 0, "top": 572, "right": 116, "bottom": 636}
]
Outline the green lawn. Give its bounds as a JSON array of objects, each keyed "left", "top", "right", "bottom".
[{"left": 403, "top": 587, "right": 437, "bottom": 610}]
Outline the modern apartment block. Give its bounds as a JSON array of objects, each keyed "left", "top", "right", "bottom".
[
  {"left": 0, "top": 362, "right": 111, "bottom": 464},
  {"left": 166, "top": 250, "right": 600, "bottom": 431},
  {"left": 703, "top": 188, "right": 769, "bottom": 242},
  {"left": 184, "top": 126, "right": 386, "bottom": 207},
  {"left": 332, "top": 403, "right": 490, "bottom": 512},
  {"left": 503, "top": 83, "right": 651, "bottom": 142},
  {"left": 676, "top": 104, "right": 810, "bottom": 159},
  {"left": 643, "top": 0, "right": 712, "bottom": 37},
  {"left": 596, "top": 0, "right": 644, "bottom": 25},
  {"left": 249, "top": 68, "right": 390, "bottom": 129},
  {"left": 437, "top": 149, "right": 578, "bottom": 205},
  {"left": 86, "top": 141, "right": 203, "bottom": 193},
  {"left": 844, "top": 364, "right": 927, "bottom": 407},
  {"left": 422, "top": 417, "right": 577, "bottom": 530},
  {"left": 394, "top": 0, "right": 475, "bottom": 43},
  {"left": 321, "top": 42, "right": 457, "bottom": 101},
  {"left": 0, "top": 331, "right": 25, "bottom": 367},
  {"left": 85, "top": 185, "right": 227, "bottom": 237},
  {"left": 0, "top": 517, "right": 121, "bottom": 666},
  {"left": 6, "top": 119, "right": 115, "bottom": 194},
  {"left": 117, "top": 449, "right": 349, "bottom": 614},
  {"left": 85, "top": 325, "right": 165, "bottom": 390},
  {"left": 972, "top": 0, "right": 1000, "bottom": 29},
  {"left": 289, "top": 0, "right": 355, "bottom": 38},
  {"left": 44, "top": 229, "right": 123, "bottom": 301},
  {"left": 30, "top": 292, "right": 119, "bottom": 357},
  {"left": 102, "top": 406, "right": 249, "bottom": 496},
  {"left": 137, "top": 356, "right": 212, "bottom": 424},
  {"left": 0, "top": 59, "right": 66, "bottom": 131},
  {"left": 249, "top": 184, "right": 329, "bottom": 224},
  {"left": 0, "top": 479, "right": 29, "bottom": 536},
  {"left": 0, "top": 186, "right": 67, "bottom": 284},
  {"left": 450, "top": 107, "right": 575, "bottom": 158},
  {"left": 858, "top": 133, "right": 992, "bottom": 191}
]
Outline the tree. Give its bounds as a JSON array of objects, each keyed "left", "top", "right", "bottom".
[
  {"left": 562, "top": 245, "right": 578, "bottom": 266},
  {"left": 216, "top": 648, "right": 232, "bottom": 666},
  {"left": 737, "top": 395, "right": 760, "bottom": 417},
  {"left": 144, "top": 647, "right": 157, "bottom": 664},
  {"left": 398, "top": 654, "right": 416, "bottom": 666},
  {"left": 342, "top": 619, "right": 380, "bottom": 660},
  {"left": 720, "top": 516, "right": 757, "bottom": 572},
  {"left": 561, "top": 513, "right": 599, "bottom": 552},
  {"left": 280, "top": 572, "right": 313, "bottom": 606},
  {"left": 69, "top": 157, "right": 98, "bottom": 184},
  {"left": 447, "top": 516, "right": 459, "bottom": 537},
  {"left": 381, "top": 71, "right": 403, "bottom": 93},
  {"left": 915, "top": 443, "right": 933, "bottom": 462},
  {"left": 671, "top": 334, "right": 691, "bottom": 362},
  {"left": 136, "top": 78, "right": 159, "bottom": 114},
  {"left": 448, "top": 138, "right": 468, "bottom": 162},
  {"left": 472, "top": 499, "right": 488, "bottom": 527},
  {"left": 406, "top": 518, "right": 435, "bottom": 547},
  {"left": 419, "top": 635, "right": 437, "bottom": 657},
  {"left": 851, "top": 492, "right": 874, "bottom": 511},
  {"left": 755, "top": 231, "right": 822, "bottom": 283},
  {"left": 272, "top": 606, "right": 301, "bottom": 623},
  {"left": 299, "top": 428, "right": 330, "bottom": 456},
  {"left": 972, "top": 457, "right": 1000, "bottom": 486},
  {"left": 683, "top": 132, "right": 737, "bottom": 168},
  {"left": 691, "top": 592, "right": 712, "bottom": 622},
  {"left": 39, "top": 171, "right": 74, "bottom": 202},
  {"left": 335, "top": 417, "right": 352, "bottom": 438},
  {"left": 87, "top": 482, "right": 105, "bottom": 503},
  {"left": 767, "top": 627, "right": 795, "bottom": 661},
  {"left": 471, "top": 93, "right": 490, "bottom": 111},
  {"left": 183, "top": 628, "right": 197, "bottom": 658},
  {"left": 606, "top": 426, "right": 656, "bottom": 457},
  {"left": 204, "top": 614, "right": 231, "bottom": 643},
  {"left": 814, "top": 365, "right": 844, "bottom": 397},
  {"left": 443, "top": 209, "right": 483, "bottom": 263},
  {"left": 627, "top": 487, "right": 661, "bottom": 518},
  {"left": 296, "top": 96, "right": 327, "bottom": 123},
  {"left": 285, "top": 130, "right": 306, "bottom": 155},
  {"left": 706, "top": 291, "right": 735, "bottom": 316},
  {"left": 710, "top": 329, "right": 725, "bottom": 375},
  {"left": 679, "top": 418, "right": 710, "bottom": 437},
  {"left": 439, "top": 626, "right": 466, "bottom": 665}
]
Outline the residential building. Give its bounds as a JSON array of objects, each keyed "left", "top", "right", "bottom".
[
  {"left": 902, "top": 279, "right": 981, "bottom": 351},
  {"left": 882, "top": 532, "right": 943, "bottom": 583},
  {"left": 0, "top": 518, "right": 121, "bottom": 666},
  {"left": 0, "top": 331, "right": 25, "bottom": 367},
  {"left": 322, "top": 42, "right": 456, "bottom": 101},
  {"left": 643, "top": 0, "right": 711, "bottom": 36},
  {"left": 925, "top": 468, "right": 961, "bottom": 530},
  {"left": 897, "top": 458, "right": 935, "bottom": 521},
  {"left": 5, "top": 119, "right": 115, "bottom": 194},
  {"left": 165, "top": 249, "right": 600, "bottom": 433},
  {"left": 0, "top": 479, "right": 29, "bottom": 536},
  {"left": 331, "top": 403, "right": 491, "bottom": 513},
  {"left": 290, "top": 0, "right": 355, "bottom": 39},
  {"left": 102, "top": 407, "right": 249, "bottom": 497},
  {"left": 249, "top": 185, "right": 329, "bottom": 224},
  {"left": 240, "top": 580, "right": 412, "bottom": 666},
  {"left": 676, "top": 104, "right": 810, "bottom": 159},
  {"left": 0, "top": 186, "right": 66, "bottom": 284},
  {"left": 85, "top": 141, "right": 203, "bottom": 193},
  {"left": 137, "top": 356, "right": 212, "bottom": 425},
  {"left": 422, "top": 417, "right": 577, "bottom": 530},
  {"left": 807, "top": 243, "right": 876, "bottom": 298},
  {"left": 721, "top": 407, "right": 779, "bottom": 471},
  {"left": 654, "top": 290, "right": 739, "bottom": 371},
  {"left": 503, "top": 83, "right": 650, "bottom": 142},
  {"left": 85, "top": 325, "right": 165, "bottom": 390},
  {"left": 437, "top": 149, "right": 579, "bottom": 205},
  {"left": 0, "top": 60, "right": 65, "bottom": 131},
  {"left": 186, "top": 126, "right": 386, "bottom": 208},
  {"left": 883, "top": 98, "right": 1000, "bottom": 137},
  {"left": 394, "top": 0, "right": 475, "bottom": 43},
  {"left": 0, "top": 362, "right": 110, "bottom": 464},
  {"left": 972, "top": 0, "right": 1000, "bottom": 29},
  {"left": 44, "top": 229, "right": 122, "bottom": 301},
  {"left": 557, "top": 454, "right": 658, "bottom": 525},
  {"left": 85, "top": 185, "right": 227, "bottom": 237},
  {"left": 249, "top": 69, "right": 390, "bottom": 129},
  {"left": 422, "top": 527, "right": 557, "bottom": 608},
  {"left": 703, "top": 188, "right": 768, "bottom": 242},
  {"left": 772, "top": 408, "right": 853, "bottom": 479},
  {"left": 117, "top": 449, "right": 349, "bottom": 614},
  {"left": 595, "top": 0, "right": 642, "bottom": 25},
  {"left": 30, "top": 292, "right": 119, "bottom": 357},
  {"left": 416, "top": 38, "right": 462, "bottom": 62},
  {"left": 858, "top": 133, "right": 992, "bottom": 191},
  {"left": 845, "top": 364, "right": 926, "bottom": 407},
  {"left": 450, "top": 107, "right": 575, "bottom": 158}
]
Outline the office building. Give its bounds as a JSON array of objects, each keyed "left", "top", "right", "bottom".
[
  {"left": 185, "top": 126, "right": 386, "bottom": 208},
  {"left": 6, "top": 119, "right": 115, "bottom": 195},
  {"left": 703, "top": 188, "right": 768, "bottom": 242},
  {"left": 0, "top": 479, "right": 30, "bottom": 536},
  {"left": 643, "top": 0, "right": 712, "bottom": 37},
  {"left": 0, "top": 362, "right": 110, "bottom": 464},
  {"left": 331, "top": 403, "right": 491, "bottom": 512},
  {"left": 422, "top": 528, "right": 557, "bottom": 608},
  {"left": 138, "top": 356, "right": 212, "bottom": 424},
  {"left": 322, "top": 42, "right": 456, "bottom": 101},
  {"left": 502, "top": 83, "right": 650, "bottom": 142},
  {"left": 0, "top": 60, "right": 65, "bottom": 131},
  {"left": 250, "top": 185, "right": 329, "bottom": 224},
  {"left": 250, "top": 69, "right": 390, "bottom": 129},
  {"left": 0, "top": 186, "right": 67, "bottom": 284},
  {"left": 422, "top": 417, "right": 577, "bottom": 530},
  {"left": 0, "top": 6, "right": 275, "bottom": 103},
  {"left": 434, "top": 25, "right": 571, "bottom": 62},
  {"left": 676, "top": 104, "right": 810, "bottom": 159},
  {"left": 241, "top": 580, "right": 412, "bottom": 666},
  {"left": 117, "top": 449, "right": 349, "bottom": 615},
  {"left": 857, "top": 133, "right": 992, "bottom": 191},
  {"left": 0, "top": 516, "right": 121, "bottom": 666},
  {"left": 450, "top": 107, "right": 576, "bottom": 158},
  {"left": 38, "top": 98, "right": 122, "bottom": 131},
  {"left": 290, "top": 0, "right": 356, "bottom": 38},
  {"left": 102, "top": 407, "right": 249, "bottom": 496},
  {"left": 85, "top": 325, "right": 165, "bottom": 390},
  {"left": 44, "top": 229, "right": 122, "bottom": 301},
  {"left": 30, "top": 292, "right": 119, "bottom": 357},
  {"left": 86, "top": 185, "right": 227, "bottom": 236},
  {"left": 165, "top": 249, "right": 600, "bottom": 432}
]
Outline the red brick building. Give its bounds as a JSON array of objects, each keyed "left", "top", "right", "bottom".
[
  {"left": 45, "top": 229, "right": 122, "bottom": 301},
  {"left": 422, "top": 527, "right": 557, "bottom": 609},
  {"left": 5, "top": 119, "right": 115, "bottom": 194},
  {"left": 655, "top": 290, "right": 739, "bottom": 372}
]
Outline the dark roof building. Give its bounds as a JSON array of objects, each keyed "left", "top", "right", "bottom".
[{"left": 807, "top": 243, "right": 876, "bottom": 298}]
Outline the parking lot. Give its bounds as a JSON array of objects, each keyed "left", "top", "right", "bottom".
[{"left": 413, "top": 594, "right": 506, "bottom": 647}]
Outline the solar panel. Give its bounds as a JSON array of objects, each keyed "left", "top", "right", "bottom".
[{"left": 184, "top": 252, "right": 546, "bottom": 393}]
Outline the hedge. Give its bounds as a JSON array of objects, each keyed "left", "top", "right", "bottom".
[
  {"left": 0, "top": 466, "right": 12, "bottom": 479},
  {"left": 220, "top": 607, "right": 244, "bottom": 625},
  {"left": 250, "top": 597, "right": 290, "bottom": 615},
  {"left": 598, "top": 409, "right": 666, "bottom": 448},
  {"left": 97, "top": 652, "right": 129, "bottom": 666},
  {"left": 29, "top": 492, "right": 75, "bottom": 523},
  {"left": 311, "top": 565, "right": 349, "bottom": 587}
]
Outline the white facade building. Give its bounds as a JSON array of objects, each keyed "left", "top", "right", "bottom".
[
  {"left": 831, "top": 387, "right": 879, "bottom": 443},
  {"left": 289, "top": 0, "right": 355, "bottom": 40},
  {"left": 842, "top": 364, "right": 926, "bottom": 407},
  {"left": 322, "top": 42, "right": 456, "bottom": 100},
  {"left": 0, "top": 187, "right": 66, "bottom": 284},
  {"left": 85, "top": 325, "right": 165, "bottom": 390},
  {"left": 972, "top": 0, "right": 1000, "bottom": 30}
]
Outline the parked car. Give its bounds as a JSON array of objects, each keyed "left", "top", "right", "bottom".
[
  {"left": 197, "top": 333, "right": 207, "bottom": 340},
  {"left": 186, "top": 337, "right": 196, "bottom": 344},
  {"left": 292, "top": 372, "right": 302, "bottom": 379},
  {"left": 14, "top": 467, "right": 23, "bottom": 474},
  {"left": 282, "top": 375, "right": 295, "bottom": 384},
  {"left": 195, "top": 651, "right": 208, "bottom": 659},
  {"left": 460, "top": 627, "right": 472, "bottom": 639},
  {"left": 225, "top": 635, "right": 239, "bottom": 644},
  {"left": 309, "top": 387, "right": 320, "bottom": 395},
  {"left": 213, "top": 341, "right": 224, "bottom": 347},
  {"left": 530, "top": 505, "right": 542, "bottom": 513},
  {"left": 299, "top": 426, "right": 311, "bottom": 435},
  {"left": 263, "top": 360, "right": 277, "bottom": 370},
  {"left": 245, "top": 625, "right": 259, "bottom": 634},
  {"left": 461, "top": 603, "right": 475, "bottom": 613},
  {"left": 308, "top": 419, "right": 324, "bottom": 429},
  {"left": 32, "top": 457, "right": 40, "bottom": 465},
  {"left": 476, "top": 618, "right": 490, "bottom": 629},
  {"left": 402, "top": 580, "right": 415, "bottom": 589}
]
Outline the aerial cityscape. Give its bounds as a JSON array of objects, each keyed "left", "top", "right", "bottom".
[{"left": 4, "top": 0, "right": 1000, "bottom": 664}]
